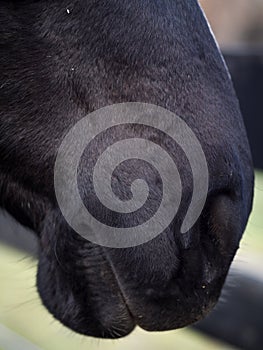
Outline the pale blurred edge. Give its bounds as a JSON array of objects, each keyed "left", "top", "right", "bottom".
[{"left": 0, "top": 324, "right": 41, "bottom": 350}]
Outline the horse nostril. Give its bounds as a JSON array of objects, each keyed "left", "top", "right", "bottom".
[{"left": 202, "top": 193, "right": 243, "bottom": 256}]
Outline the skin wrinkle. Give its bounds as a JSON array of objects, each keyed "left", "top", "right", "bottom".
[{"left": 0, "top": 0, "right": 254, "bottom": 338}]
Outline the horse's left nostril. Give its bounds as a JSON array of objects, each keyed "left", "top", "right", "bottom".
[{"left": 201, "top": 193, "right": 244, "bottom": 257}]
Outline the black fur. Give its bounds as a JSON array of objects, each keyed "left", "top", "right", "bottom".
[{"left": 0, "top": 0, "right": 254, "bottom": 338}]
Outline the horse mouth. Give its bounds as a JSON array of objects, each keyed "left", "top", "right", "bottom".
[
  {"left": 36, "top": 205, "right": 232, "bottom": 339},
  {"left": 37, "top": 251, "right": 222, "bottom": 339}
]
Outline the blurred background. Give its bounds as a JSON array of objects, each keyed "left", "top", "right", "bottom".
[
  {"left": 0, "top": 1, "right": 263, "bottom": 349},
  {"left": 201, "top": 0, "right": 263, "bottom": 48}
]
